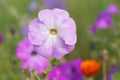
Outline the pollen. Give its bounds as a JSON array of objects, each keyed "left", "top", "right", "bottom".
[{"left": 50, "top": 29, "right": 57, "bottom": 35}]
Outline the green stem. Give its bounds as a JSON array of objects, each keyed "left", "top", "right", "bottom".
[
  {"left": 30, "top": 77, "right": 35, "bottom": 80},
  {"left": 102, "top": 61, "right": 106, "bottom": 80},
  {"left": 88, "top": 77, "right": 93, "bottom": 80},
  {"left": 84, "top": 77, "right": 93, "bottom": 80},
  {"left": 26, "top": 77, "right": 30, "bottom": 80},
  {"left": 33, "top": 71, "right": 41, "bottom": 80}
]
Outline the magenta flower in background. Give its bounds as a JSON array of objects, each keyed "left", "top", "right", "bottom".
[
  {"left": 89, "top": 11, "right": 112, "bottom": 33},
  {"left": 20, "top": 26, "right": 28, "bottom": 36},
  {"left": 89, "top": 4, "right": 118, "bottom": 34},
  {"left": 16, "top": 38, "right": 50, "bottom": 74},
  {"left": 107, "top": 4, "right": 118, "bottom": 15},
  {"left": 28, "top": 9, "right": 77, "bottom": 59},
  {"left": 48, "top": 67, "right": 69, "bottom": 80},
  {"left": 59, "top": 58, "right": 83, "bottom": 80},
  {"left": 0, "top": 33, "right": 3, "bottom": 44},
  {"left": 28, "top": 0, "right": 38, "bottom": 13},
  {"left": 43, "top": 0, "right": 65, "bottom": 9},
  {"left": 48, "top": 58, "right": 83, "bottom": 80}
]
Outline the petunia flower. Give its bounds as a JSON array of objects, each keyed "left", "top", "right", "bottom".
[
  {"left": 48, "top": 67, "right": 69, "bottom": 80},
  {"left": 107, "top": 64, "right": 120, "bottom": 80},
  {"left": 89, "top": 11, "right": 112, "bottom": 34},
  {"left": 43, "top": 0, "right": 65, "bottom": 9},
  {"left": 59, "top": 58, "right": 83, "bottom": 80},
  {"left": 107, "top": 67, "right": 117, "bottom": 80},
  {"left": 28, "top": 9, "right": 77, "bottom": 59},
  {"left": 89, "top": 4, "right": 118, "bottom": 34},
  {"left": 80, "top": 60, "right": 100, "bottom": 77},
  {"left": 16, "top": 38, "right": 50, "bottom": 74}
]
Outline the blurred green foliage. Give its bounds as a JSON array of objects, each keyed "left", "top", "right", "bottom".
[{"left": 0, "top": 0, "right": 120, "bottom": 80}]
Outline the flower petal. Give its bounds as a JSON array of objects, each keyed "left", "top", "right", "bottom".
[
  {"left": 96, "top": 12, "right": 112, "bottom": 29},
  {"left": 38, "top": 9, "right": 69, "bottom": 28},
  {"left": 48, "top": 67, "right": 69, "bottom": 80},
  {"left": 58, "top": 18, "right": 77, "bottom": 45},
  {"left": 53, "top": 8, "right": 69, "bottom": 25},
  {"left": 22, "top": 60, "right": 29, "bottom": 70},
  {"left": 53, "top": 39, "right": 75, "bottom": 59},
  {"left": 96, "top": 16, "right": 112, "bottom": 29},
  {"left": 107, "top": 4, "right": 118, "bottom": 15},
  {"left": 35, "top": 35, "right": 57, "bottom": 58},
  {"left": 28, "top": 18, "right": 49, "bottom": 45},
  {"left": 38, "top": 9, "right": 54, "bottom": 28},
  {"left": 16, "top": 38, "right": 32, "bottom": 61},
  {"left": 36, "top": 56, "right": 50, "bottom": 74},
  {"left": 89, "top": 25, "right": 97, "bottom": 34},
  {"left": 22, "top": 55, "right": 50, "bottom": 74},
  {"left": 59, "top": 58, "right": 83, "bottom": 80}
]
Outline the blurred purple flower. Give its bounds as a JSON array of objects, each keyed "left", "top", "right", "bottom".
[
  {"left": 107, "top": 66, "right": 118, "bottom": 80},
  {"left": 48, "top": 58, "right": 83, "bottom": 80},
  {"left": 0, "top": 33, "right": 3, "bottom": 44},
  {"left": 89, "top": 11, "right": 112, "bottom": 34},
  {"left": 43, "top": 0, "right": 65, "bottom": 9},
  {"left": 59, "top": 58, "right": 83, "bottom": 80},
  {"left": 29, "top": 0, "right": 38, "bottom": 13},
  {"left": 20, "top": 26, "right": 28, "bottom": 36},
  {"left": 89, "top": 4, "right": 118, "bottom": 34},
  {"left": 16, "top": 38, "right": 50, "bottom": 75},
  {"left": 28, "top": 9, "right": 77, "bottom": 59},
  {"left": 48, "top": 67, "right": 69, "bottom": 80},
  {"left": 107, "top": 4, "right": 118, "bottom": 15}
]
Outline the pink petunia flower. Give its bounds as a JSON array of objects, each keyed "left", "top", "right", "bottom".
[
  {"left": 59, "top": 58, "right": 83, "bottom": 80},
  {"left": 89, "top": 4, "right": 118, "bottom": 34},
  {"left": 16, "top": 38, "right": 50, "bottom": 74},
  {"left": 48, "top": 58, "right": 83, "bottom": 80},
  {"left": 28, "top": 9, "right": 77, "bottom": 59},
  {"left": 89, "top": 11, "right": 112, "bottom": 34},
  {"left": 48, "top": 67, "right": 69, "bottom": 80}
]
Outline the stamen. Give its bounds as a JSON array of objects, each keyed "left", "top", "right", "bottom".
[
  {"left": 50, "top": 29, "right": 57, "bottom": 35},
  {"left": 31, "top": 51, "right": 37, "bottom": 56}
]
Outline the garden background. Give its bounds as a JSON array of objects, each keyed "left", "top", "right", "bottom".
[{"left": 0, "top": 0, "right": 120, "bottom": 80}]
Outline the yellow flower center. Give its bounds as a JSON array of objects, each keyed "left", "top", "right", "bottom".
[{"left": 50, "top": 29, "right": 57, "bottom": 35}]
